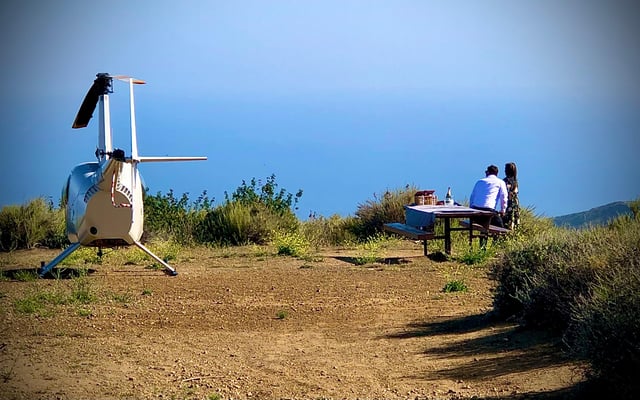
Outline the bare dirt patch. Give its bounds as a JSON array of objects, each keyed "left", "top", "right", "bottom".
[{"left": 0, "top": 246, "right": 585, "bottom": 399}]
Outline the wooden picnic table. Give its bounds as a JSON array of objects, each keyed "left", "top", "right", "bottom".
[{"left": 390, "top": 205, "right": 497, "bottom": 255}]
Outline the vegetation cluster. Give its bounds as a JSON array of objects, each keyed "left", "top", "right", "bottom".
[
  {"left": 1, "top": 178, "right": 639, "bottom": 396},
  {"left": 491, "top": 200, "right": 640, "bottom": 397}
]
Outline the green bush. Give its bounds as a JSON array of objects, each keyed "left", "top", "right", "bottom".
[
  {"left": 492, "top": 227, "right": 603, "bottom": 331},
  {"left": 144, "top": 189, "right": 212, "bottom": 245},
  {"left": 199, "top": 201, "right": 267, "bottom": 245},
  {"left": 562, "top": 214, "right": 640, "bottom": 396},
  {"left": 351, "top": 185, "right": 418, "bottom": 241},
  {"left": 197, "top": 175, "right": 301, "bottom": 246},
  {"left": 492, "top": 209, "right": 640, "bottom": 396},
  {"left": 225, "top": 174, "right": 302, "bottom": 215},
  {"left": 273, "top": 231, "right": 309, "bottom": 257},
  {"left": 300, "top": 214, "right": 357, "bottom": 248},
  {"left": 0, "top": 197, "right": 68, "bottom": 251}
]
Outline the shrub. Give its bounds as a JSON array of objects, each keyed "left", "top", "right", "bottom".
[
  {"left": 0, "top": 197, "right": 68, "bottom": 251},
  {"left": 198, "top": 175, "right": 301, "bottom": 246},
  {"left": 457, "top": 244, "right": 495, "bottom": 265},
  {"left": 353, "top": 234, "right": 390, "bottom": 265},
  {"left": 492, "top": 228, "right": 603, "bottom": 331},
  {"left": 300, "top": 214, "right": 357, "bottom": 248},
  {"left": 491, "top": 209, "right": 640, "bottom": 396},
  {"left": 273, "top": 231, "right": 309, "bottom": 257},
  {"left": 199, "top": 201, "right": 297, "bottom": 246},
  {"left": 225, "top": 174, "right": 302, "bottom": 215},
  {"left": 351, "top": 185, "right": 418, "bottom": 241},
  {"left": 562, "top": 214, "right": 640, "bottom": 396},
  {"left": 144, "top": 189, "right": 212, "bottom": 245}
]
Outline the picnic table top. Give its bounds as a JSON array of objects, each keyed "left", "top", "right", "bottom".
[{"left": 404, "top": 204, "right": 495, "bottom": 217}]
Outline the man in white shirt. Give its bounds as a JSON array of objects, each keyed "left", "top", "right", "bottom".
[{"left": 470, "top": 164, "right": 508, "bottom": 228}]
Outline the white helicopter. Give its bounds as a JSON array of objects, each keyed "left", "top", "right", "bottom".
[{"left": 38, "top": 73, "right": 206, "bottom": 277}]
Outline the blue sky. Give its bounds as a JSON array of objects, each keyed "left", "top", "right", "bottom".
[{"left": 1, "top": 0, "right": 639, "bottom": 219}]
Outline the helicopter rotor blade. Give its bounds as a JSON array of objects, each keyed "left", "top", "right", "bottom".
[
  {"left": 72, "top": 73, "right": 113, "bottom": 129},
  {"left": 113, "top": 75, "right": 146, "bottom": 85}
]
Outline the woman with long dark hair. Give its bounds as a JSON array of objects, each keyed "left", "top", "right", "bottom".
[{"left": 503, "top": 162, "right": 520, "bottom": 229}]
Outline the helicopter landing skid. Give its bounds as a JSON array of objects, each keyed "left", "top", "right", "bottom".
[
  {"left": 133, "top": 240, "right": 178, "bottom": 276},
  {"left": 38, "top": 242, "right": 82, "bottom": 278}
]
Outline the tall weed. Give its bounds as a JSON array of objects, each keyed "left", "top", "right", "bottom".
[
  {"left": 300, "top": 214, "right": 358, "bottom": 248},
  {"left": 351, "top": 185, "right": 418, "bottom": 241},
  {"left": 0, "top": 197, "right": 67, "bottom": 251}
]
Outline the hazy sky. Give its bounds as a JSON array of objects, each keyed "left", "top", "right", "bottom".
[{"left": 1, "top": 0, "right": 639, "bottom": 218}]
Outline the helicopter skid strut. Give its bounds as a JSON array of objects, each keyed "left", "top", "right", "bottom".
[
  {"left": 38, "top": 242, "right": 82, "bottom": 277},
  {"left": 133, "top": 240, "right": 178, "bottom": 276},
  {"left": 37, "top": 241, "right": 178, "bottom": 277}
]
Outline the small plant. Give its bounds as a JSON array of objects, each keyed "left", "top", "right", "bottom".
[
  {"left": 14, "top": 296, "right": 46, "bottom": 314},
  {"left": 76, "top": 308, "right": 92, "bottom": 317},
  {"left": 353, "top": 234, "right": 388, "bottom": 265},
  {"left": 208, "top": 394, "right": 222, "bottom": 400},
  {"left": 442, "top": 264, "right": 470, "bottom": 293},
  {"left": 70, "top": 278, "right": 96, "bottom": 304},
  {"left": 14, "top": 289, "right": 66, "bottom": 315},
  {"left": 276, "top": 309, "right": 288, "bottom": 319},
  {"left": 142, "top": 288, "right": 153, "bottom": 296},
  {"left": 111, "top": 291, "right": 133, "bottom": 304},
  {"left": 353, "top": 254, "right": 377, "bottom": 266},
  {"left": 13, "top": 269, "right": 38, "bottom": 282},
  {"left": 273, "top": 231, "right": 309, "bottom": 257},
  {"left": 443, "top": 280, "right": 468, "bottom": 293},
  {"left": 457, "top": 245, "right": 494, "bottom": 265}
]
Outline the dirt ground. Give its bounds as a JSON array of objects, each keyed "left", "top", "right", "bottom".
[{"left": 0, "top": 245, "right": 586, "bottom": 400}]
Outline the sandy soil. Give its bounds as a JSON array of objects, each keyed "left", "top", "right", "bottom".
[{"left": 0, "top": 245, "right": 586, "bottom": 400}]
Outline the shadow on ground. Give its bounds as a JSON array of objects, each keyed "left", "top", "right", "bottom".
[
  {"left": 386, "top": 313, "right": 588, "bottom": 399},
  {"left": 332, "top": 256, "right": 414, "bottom": 265},
  {"left": 3, "top": 267, "right": 96, "bottom": 280}
]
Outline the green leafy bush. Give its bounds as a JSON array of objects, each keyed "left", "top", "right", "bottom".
[
  {"left": 197, "top": 175, "right": 301, "bottom": 246},
  {"left": 144, "top": 189, "right": 212, "bottom": 245},
  {"left": 353, "top": 234, "right": 390, "bottom": 265},
  {"left": 225, "top": 174, "right": 302, "bottom": 215}
]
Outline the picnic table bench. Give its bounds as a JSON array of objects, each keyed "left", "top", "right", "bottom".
[
  {"left": 383, "top": 222, "right": 435, "bottom": 255},
  {"left": 458, "top": 219, "right": 510, "bottom": 237}
]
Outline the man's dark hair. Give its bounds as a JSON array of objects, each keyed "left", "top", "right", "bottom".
[{"left": 486, "top": 165, "right": 499, "bottom": 176}]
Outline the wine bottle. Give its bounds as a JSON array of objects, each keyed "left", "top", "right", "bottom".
[{"left": 445, "top": 187, "right": 453, "bottom": 206}]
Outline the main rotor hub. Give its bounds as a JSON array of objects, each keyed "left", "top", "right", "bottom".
[{"left": 94, "top": 73, "right": 113, "bottom": 95}]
